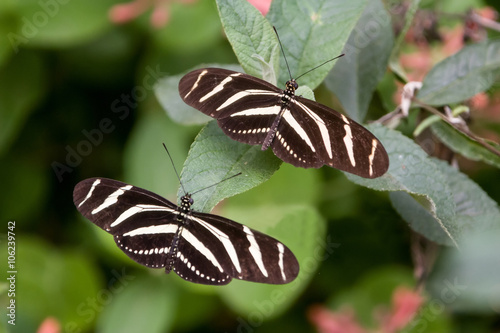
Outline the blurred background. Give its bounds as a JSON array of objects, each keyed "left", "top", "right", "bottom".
[{"left": 1, "top": 0, "right": 500, "bottom": 332}]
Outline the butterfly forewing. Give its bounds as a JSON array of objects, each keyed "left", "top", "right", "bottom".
[
  {"left": 179, "top": 68, "right": 389, "bottom": 178},
  {"left": 73, "top": 178, "right": 178, "bottom": 233},
  {"left": 74, "top": 178, "right": 179, "bottom": 269},
  {"left": 171, "top": 225, "right": 233, "bottom": 285},
  {"left": 180, "top": 68, "right": 282, "bottom": 146},
  {"left": 73, "top": 177, "right": 299, "bottom": 285},
  {"left": 179, "top": 68, "right": 282, "bottom": 117}
]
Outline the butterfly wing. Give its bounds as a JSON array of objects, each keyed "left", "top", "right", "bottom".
[
  {"left": 74, "top": 178, "right": 299, "bottom": 285},
  {"left": 179, "top": 68, "right": 282, "bottom": 145},
  {"left": 175, "top": 211, "right": 299, "bottom": 285},
  {"left": 73, "top": 178, "right": 180, "bottom": 269},
  {"left": 179, "top": 68, "right": 389, "bottom": 178},
  {"left": 271, "top": 97, "right": 389, "bottom": 177}
]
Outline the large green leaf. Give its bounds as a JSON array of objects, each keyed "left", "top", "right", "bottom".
[
  {"left": 429, "top": 229, "right": 500, "bottom": 313},
  {"left": 431, "top": 121, "right": 500, "bottom": 169},
  {"left": 388, "top": 157, "right": 500, "bottom": 247},
  {"left": 152, "top": 0, "right": 222, "bottom": 53},
  {"left": 0, "top": 154, "right": 48, "bottom": 224},
  {"left": 168, "top": 288, "right": 220, "bottom": 332},
  {"left": 0, "top": 236, "right": 102, "bottom": 333},
  {"left": 434, "top": 0, "right": 485, "bottom": 15},
  {"left": 97, "top": 274, "right": 178, "bottom": 333},
  {"left": 418, "top": 39, "right": 500, "bottom": 106},
  {"left": 433, "top": 158, "right": 500, "bottom": 235},
  {"left": 227, "top": 161, "right": 321, "bottom": 207},
  {"left": 178, "top": 121, "right": 281, "bottom": 212},
  {"left": 123, "top": 109, "right": 198, "bottom": 200},
  {"left": 324, "top": 0, "right": 394, "bottom": 122},
  {"left": 345, "top": 125, "right": 457, "bottom": 246},
  {"left": 0, "top": 52, "right": 46, "bottom": 155},
  {"left": 218, "top": 205, "right": 326, "bottom": 318},
  {"left": 57, "top": 27, "right": 140, "bottom": 87},
  {"left": 346, "top": 125, "right": 500, "bottom": 246},
  {"left": 0, "top": 7, "right": 16, "bottom": 66},
  {"left": 267, "top": 0, "right": 367, "bottom": 89},
  {"left": 216, "top": 0, "right": 280, "bottom": 79},
  {"left": 11, "top": 0, "right": 114, "bottom": 48}
]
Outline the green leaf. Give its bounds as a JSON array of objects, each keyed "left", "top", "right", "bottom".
[
  {"left": 97, "top": 274, "right": 178, "bottom": 333},
  {"left": 0, "top": 154, "right": 48, "bottom": 223},
  {"left": 295, "top": 85, "right": 315, "bottom": 101},
  {"left": 417, "top": 39, "right": 500, "bottom": 105},
  {"left": 154, "top": 64, "right": 242, "bottom": 125},
  {"left": 227, "top": 161, "right": 321, "bottom": 207},
  {"left": 345, "top": 125, "right": 457, "bottom": 246},
  {"left": 252, "top": 51, "right": 279, "bottom": 85},
  {"left": 0, "top": 52, "right": 46, "bottom": 155},
  {"left": 389, "top": 191, "right": 455, "bottom": 246},
  {"left": 0, "top": 236, "right": 102, "bottom": 333},
  {"left": 429, "top": 229, "right": 500, "bottom": 313},
  {"left": 389, "top": 157, "right": 500, "bottom": 247},
  {"left": 432, "top": 158, "right": 500, "bottom": 235},
  {"left": 434, "top": 0, "right": 485, "bottom": 14},
  {"left": 123, "top": 109, "right": 198, "bottom": 200},
  {"left": 324, "top": 0, "right": 394, "bottom": 122},
  {"left": 376, "top": 70, "right": 399, "bottom": 112},
  {"left": 57, "top": 28, "right": 140, "bottom": 87},
  {"left": 152, "top": 0, "right": 222, "bottom": 53},
  {"left": 267, "top": 0, "right": 367, "bottom": 89},
  {"left": 169, "top": 289, "right": 220, "bottom": 331},
  {"left": 347, "top": 125, "right": 500, "bottom": 246},
  {"left": 388, "top": 0, "right": 421, "bottom": 82},
  {"left": 178, "top": 121, "right": 281, "bottom": 212},
  {"left": 431, "top": 121, "right": 500, "bottom": 169},
  {"left": 0, "top": 8, "right": 16, "bottom": 66},
  {"left": 13, "top": 0, "right": 114, "bottom": 48},
  {"left": 218, "top": 205, "right": 327, "bottom": 318},
  {"left": 216, "top": 0, "right": 280, "bottom": 79}
]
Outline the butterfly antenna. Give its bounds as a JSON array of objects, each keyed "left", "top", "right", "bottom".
[
  {"left": 273, "top": 26, "right": 293, "bottom": 81},
  {"left": 190, "top": 172, "right": 242, "bottom": 196},
  {"left": 162, "top": 143, "right": 187, "bottom": 194},
  {"left": 295, "top": 54, "right": 345, "bottom": 81},
  {"left": 273, "top": 27, "right": 344, "bottom": 82}
]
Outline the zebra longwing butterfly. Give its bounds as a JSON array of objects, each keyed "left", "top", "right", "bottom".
[
  {"left": 178, "top": 67, "right": 389, "bottom": 178},
  {"left": 73, "top": 177, "right": 299, "bottom": 285}
]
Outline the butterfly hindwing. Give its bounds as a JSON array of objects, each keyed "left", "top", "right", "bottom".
[
  {"left": 171, "top": 223, "right": 233, "bottom": 285},
  {"left": 272, "top": 97, "right": 389, "bottom": 177},
  {"left": 184, "top": 212, "right": 299, "bottom": 284},
  {"left": 217, "top": 109, "right": 279, "bottom": 146}
]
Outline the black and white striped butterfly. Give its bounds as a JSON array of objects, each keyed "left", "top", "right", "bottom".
[
  {"left": 178, "top": 67, "right": 389, "bottom": 178},
  {"left": 73, "top": 177, "right": 299, "bottom": 285}
]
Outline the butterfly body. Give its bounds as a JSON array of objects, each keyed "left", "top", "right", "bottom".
[
  {"left": 179, "top": 68, "right": 389, "bottom": 178},
  {"left": 74, "top": 177, "right": 299, "bottom": 285}
]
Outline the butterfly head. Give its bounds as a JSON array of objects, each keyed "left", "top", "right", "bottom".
[
  {"left": 180, "top": 194, "right": 194, "bottom": 211},
  {"left": 285, "top": 79, "right": 298, "bottom": 95}
]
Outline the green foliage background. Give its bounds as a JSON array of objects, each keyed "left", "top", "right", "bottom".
[{"left": 0, "top": 0, "right": 500, "bottom": 332}]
